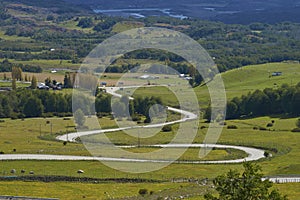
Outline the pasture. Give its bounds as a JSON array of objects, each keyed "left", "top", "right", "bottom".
[{"left": 0, "top": 62, "right": 299, "bottom": 199}]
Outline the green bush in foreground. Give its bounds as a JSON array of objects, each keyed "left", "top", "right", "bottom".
[{"left": 204, "top": 162, "right": 288, "bottom": 200}]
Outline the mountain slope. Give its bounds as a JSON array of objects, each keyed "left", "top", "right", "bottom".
[{"left": 62, "top": 0, "right": 300, "bottom": 24}]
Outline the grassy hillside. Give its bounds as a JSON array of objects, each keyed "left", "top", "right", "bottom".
[
  {"left": 194, "top": 62, "right": 300, "bottom": 107},
  {"left": 129, "top": 62, "right": 300, "bottom": 108}
]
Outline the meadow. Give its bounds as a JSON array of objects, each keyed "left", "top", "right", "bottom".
[{"left": 0, "top": 62, "right": 299, "bottom": 199}]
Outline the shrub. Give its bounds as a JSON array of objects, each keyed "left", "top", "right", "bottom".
[
  {"left": 259, "top": 127, "right": 267, "bottom": 131},
  {"left": 42, "top": 112, "right": 54, "bottom": 118},
  {"left": 0, "top": 151, "right": 4, "bottom": 154},
  {"left": 10, "top": 113, "right": 19, "bottom": 120},
  {"left": 138, "top": 188, "right": 148, "bottom": 196},
  {"left": 264, "top": 152, "right": 270, "bottom": 157},
  {"left": 132, "top": 115, "right": 141, "bottom": 122},
  {"left": 291, "top": 128, "right": 300, "bottom": 132},
  {"left": 253, "top": 126, "right": 259, "bottom": 130},
  {"left": 162, "top": 125, "right": 172, "bottom": 132},
  {"left": 55, "top": 112, "right": 73, "bottom": 117},
  {"left": 271, "top": 148, "right": 278, "bottom": 153},
  {"left": 266, "top": 123, "right": 273, "bottom": 127},
  {"left": 227, "top": 125, "right": 238, "bottom": 129},
  {"left": 0, "top": 120, "right": 5, "bottom": 123},
  {"left": 18, "top": 113, "right": 25, "bottom": 119},
  {"left": 144, "top": 118, "right": 151, "bottom": 123},
  {"left": 271, "top": 120, "right": 275, "bottom": 124},
  {"left": 200, "top": 126, "right": 206, "bottom": 129}
]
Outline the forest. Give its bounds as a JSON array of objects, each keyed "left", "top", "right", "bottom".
[
  {"left": 0, "top": 2, "right": 300, "bottom": 72},
  {"left": 204, "top": 82, "right": 300, "bottom": 120},
  {"left": 0, "top": 87, "right": 163, "bottom": 124}
]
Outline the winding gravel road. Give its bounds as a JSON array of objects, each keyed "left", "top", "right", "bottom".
[
  {"left": 1, "top": 86, "right": 266, "bottom": 164},
  {"left": 0, "top": 87, "right": 298, "bottom": 184},
  {"left": 0, "top": 143, "right": 265, "bottom": 164},
  {"left": 1, "top": 86, "right": 298, "bottom": 182}
]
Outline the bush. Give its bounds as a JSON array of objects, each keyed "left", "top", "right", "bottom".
[
  {"left": 259, "top": 127, "right": 267, "bottom": 131},
  {"left": 144, "top": 118, "right": 151, "bottom": 123},
  {"left": 42, "top": 112, "right": 54, "bottom": 118},
  {"left": 200, "top": 126, "right": 206, "bottom": 129},
  {"left": 132, "top": 115, "right": 141, "bottom": 122},
  {"left": 0, "top": 120, "right": 5, "bottom": 123},
  {"left": 264, "top": 152, "right": 270, "bottom": 157},
  {"left": 253, "top": 126, "right": 259, "bottom": 130},
  {"left": 55, "top": 112, "right": 73, "bottom": 117},
  {"left": 291, "top": 128, "right": 300, "bottom": 132},
  {"left": 10, "top": 113, "right": 19, "bottom": 120},
  {"left": 227, "top": 125, "right": 238, "bottom": 129},
  {"left": 266, "top": 123, "right": 273, "bottom": 127},
  {"left": 138, "top": 188, "right": 148, "bottom": 196},
  {"left": 162, "top": 125, "right": 172, "bottom": 132}
]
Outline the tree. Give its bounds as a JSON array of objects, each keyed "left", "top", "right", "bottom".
[
  {"left": 45, "top": 77, "right": 52, "bottom": 87},
  {"left": 11, "top": 66, "right": 22, "bottom": 81},
  {"left": 226, "top": 101, "right": 239, "bottom": 119},
  {"left": 74, "top": 109, "right": 86, "bottom": 127},
  {"left": 23, "top": 97, "right": 44, "bottom": 117},
  {"left": 204, "top": 105, "right": 212, "bottom": 121},
  {"left": 112, "top": 101, "right": 126, "bottom": 118},
  {"left": 77, "top": 17, "right": 93, "bottom": 28},
  {"left": 204, "top": 162, "right": 288, "bottom": 200},
  {"left": 12, "top": 78, "right": 16, "bottom": 90},
  {"left": 31, "top": 75, "right": 37, "bottom": 89},
  {"left": 63, "top": 73, "right": 73, "bottom": 88}
]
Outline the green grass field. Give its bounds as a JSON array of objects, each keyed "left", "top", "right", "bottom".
[
  {"left": 0, "top": 181, "right": 205, "bottom": 200},
  {"left": 196, "top": 62, "right": 300, "bottom": 105},
  {"left": 112, "top": 21, "right": 145, "bottom": 33},
  {"left": 0, "top": 116, "right": 299, "bottom": 177},
  {"left": 0, "top": 59, "right": 80, "bottom": 70},
  {"left": 119, "top": 62, "right": 300, "bottom": 108},
  {"left": 0, "top": 181, "right": 297, "bottom": 200},
  {"left": 0, "top": 62, "right": 299, "bottom": 199},
  {"left": 0, "top": 115, "right": 299, "bottom": 199},
  {"left": 0, "top": 31, "right": 32, "bottom": 42}
]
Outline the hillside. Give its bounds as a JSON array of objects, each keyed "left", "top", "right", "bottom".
[
  {"left": 63, "top": 0, "right": 300, "bottom": 24},
  {"left": 196, "top": 62, "right": 300, "bottom": 103},
  {"left": 0, "top": 0, "right": 299, "bottom": 75}
]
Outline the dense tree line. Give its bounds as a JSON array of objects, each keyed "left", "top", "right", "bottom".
[
  {"left": 0, "top": 90, "right": 74, "bottom": 118},
  {"left": 223, "top": 82, "right": 300, "bottom": 119},
  {"left": 0, "top": 87, "right": 165, "bottom": 121},
  {"left": 0, "top": 59, "right": 42, "bottom": 73}
]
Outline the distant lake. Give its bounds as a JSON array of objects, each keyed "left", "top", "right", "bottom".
[{"left": 93, "top": 8, "right": 188, "bottom": 19}]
